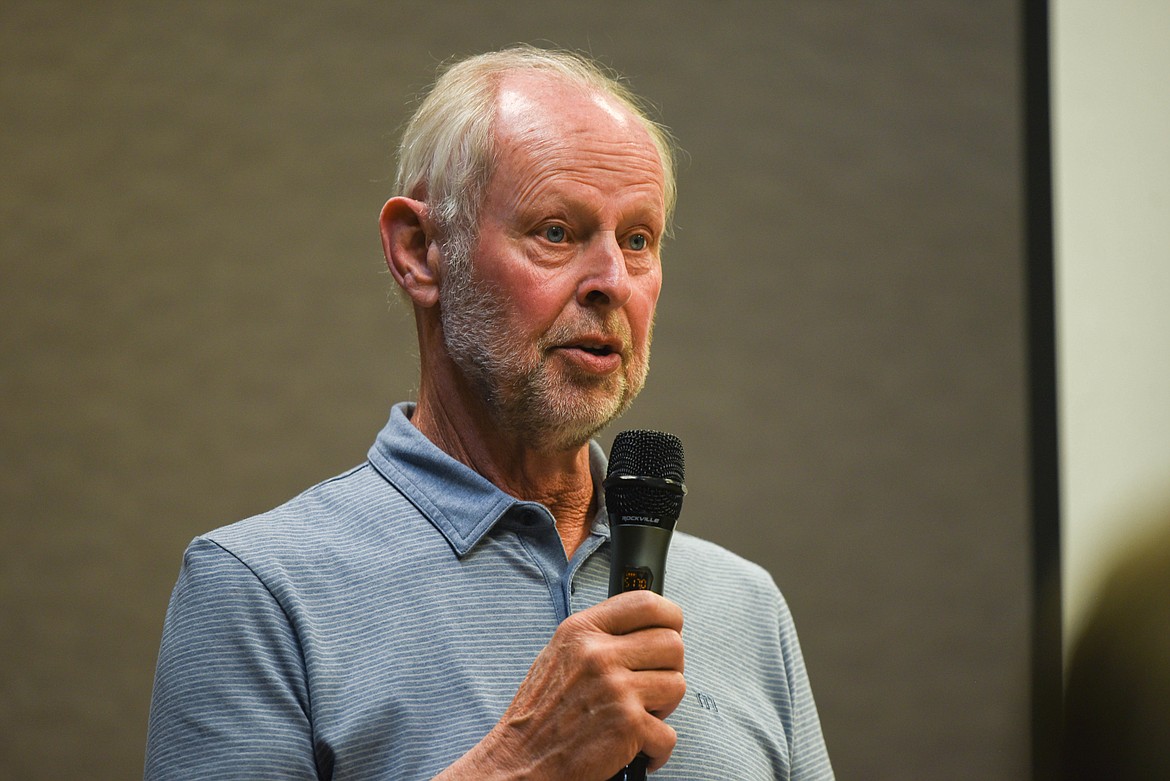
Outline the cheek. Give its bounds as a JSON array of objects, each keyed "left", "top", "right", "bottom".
[
  {"left": 506, "top": 279, "right": 569, "bottom": 336},
  {"left": 630, "top": 277, "right": 662, "bottom": 340},
  {"left": 477, "top": 252, "right": 564, "bottom": 331}
]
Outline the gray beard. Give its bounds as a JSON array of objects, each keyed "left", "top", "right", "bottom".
[{"left": 438, "top": 257, "right": 647, "bottom": 453}]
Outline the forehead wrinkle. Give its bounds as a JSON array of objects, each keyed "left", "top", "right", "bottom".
[
  {"left": 506, "top": 146, "right": 665, "bottom": 226},
  {"left": 488, "top": 76, "right": 665, "bottom": 225},
  {"left": 521, "top": 142, "right": 663, "bottom": 187}
]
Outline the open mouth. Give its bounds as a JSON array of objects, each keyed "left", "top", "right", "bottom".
[{"left": 576, "top": 345, "right": 614, "bottom": 356}]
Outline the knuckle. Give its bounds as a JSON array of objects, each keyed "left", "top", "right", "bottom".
[
  {"left": 577, "top": 635, "right": 614, "bottom": 676},
  {"left": 671, "top": 640, "right": 687, "bottom": 671},
  {"left": 653, "top": 628, "right": 685, "bottom": 668}
]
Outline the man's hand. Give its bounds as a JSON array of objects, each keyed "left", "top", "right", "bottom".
[{"left": 438, "top": 590, "right": 686, "bottom": 781}]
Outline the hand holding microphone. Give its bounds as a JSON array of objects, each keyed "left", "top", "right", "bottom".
[
  {"left": 604, "top": 431, "right": 687, "bottom": 781},
  {"left": 439, "top": 431, "right": 687, "bottom": 781},
  {"left": 450, "top": 590, "right": 685, "bottom": 780}
]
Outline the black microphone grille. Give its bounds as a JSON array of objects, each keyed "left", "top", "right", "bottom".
[
  {"left": 605, "top": 430, "right": 686, "bottom": 523},
  {"left": 606, "top": 430, "right": 685, "bottom": 483}
]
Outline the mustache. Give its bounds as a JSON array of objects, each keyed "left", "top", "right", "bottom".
[{"left": 538, "top": 313, "right": 632, "bottom": 354}]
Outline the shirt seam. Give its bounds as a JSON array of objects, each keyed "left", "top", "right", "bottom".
[{"left": 195, "top": 536, "right": 314, "bottom": 724}]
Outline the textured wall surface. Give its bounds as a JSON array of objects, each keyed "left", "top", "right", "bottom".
[{"left": 0, "top": 2, "right": 1028, "bottom": 778}]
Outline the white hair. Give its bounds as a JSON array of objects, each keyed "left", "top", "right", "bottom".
[{"left": 394, "top": 45, "right": 678, "bottom": 276}]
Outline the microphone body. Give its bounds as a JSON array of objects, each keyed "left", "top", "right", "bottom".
[
  {"left": 608, "top": 522, "right": 674, "bottom": 597},
  {"left": 604, "top": 431, "right": 686, "bottom": 781}
]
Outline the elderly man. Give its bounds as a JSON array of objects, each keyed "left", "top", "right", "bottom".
[{"left": 145, "top": 47, "right": 833, "bottom": 780}]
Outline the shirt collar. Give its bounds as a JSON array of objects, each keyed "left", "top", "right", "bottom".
[{"left": 366, "top": 402, "right": 609, "bottom": 556}]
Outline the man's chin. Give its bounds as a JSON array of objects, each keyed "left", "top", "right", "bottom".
[{"left": 513, "top": 387, "right": 632, "bottom": 452}]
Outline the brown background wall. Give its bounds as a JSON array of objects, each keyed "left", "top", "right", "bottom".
[{"left": 1, "top": 2, "right": 1028, "bottom": 778}]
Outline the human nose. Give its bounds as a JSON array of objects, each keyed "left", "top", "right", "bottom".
[{"left": 577, "top": 233, "right": 632, "bottom": 310}]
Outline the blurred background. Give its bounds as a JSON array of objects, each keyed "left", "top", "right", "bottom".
[{"left": 3, "top": 1, "right": 1037, "bottom": 778}]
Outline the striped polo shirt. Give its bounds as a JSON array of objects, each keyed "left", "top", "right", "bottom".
[{"left": 145, "top": 403, "right": 833, "bottom": 780}]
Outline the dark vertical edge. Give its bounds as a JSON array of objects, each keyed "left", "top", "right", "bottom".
[{"left": 1022, "top": 0, "right": 1062, "bottom": 778}]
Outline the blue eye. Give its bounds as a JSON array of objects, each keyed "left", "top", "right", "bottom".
[
  {"left": 628, "top": 233, "right": 648, "bottom": 251},
  {"left": 543, "top": 225, "right": 566, "bottom": 243}
]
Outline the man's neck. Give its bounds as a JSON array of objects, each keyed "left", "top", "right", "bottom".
[{"left": 411, "top": 382, "right": 597, "bottom": 560}]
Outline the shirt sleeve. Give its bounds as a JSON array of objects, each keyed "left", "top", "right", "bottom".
[
  {"left": 775, "top": 591, "right": 835, "bottom": 781},
  {"left": 144, "top": 537, "right": 320, "bottom": 780}
]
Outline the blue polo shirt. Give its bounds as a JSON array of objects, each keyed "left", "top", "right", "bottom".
[{"left": 145, "top": 403, "right": 833, "bottom": 780}]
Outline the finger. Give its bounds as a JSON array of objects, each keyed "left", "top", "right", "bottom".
[
  {"left": 637, "top": 716, "right": 678, "bottom": 774},
  {"left": 575, "top": 590, "right": 684, "bottom": 637},
  {"left": 610, "top": 626, "right": 685, "bottom": 673},
  {"left": 625, "top": 669, "right": 687, "bottom": 718}
]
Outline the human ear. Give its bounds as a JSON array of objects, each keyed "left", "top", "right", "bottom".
[{"left": 379, "top": 196, "right": 441, "bottom": 308}]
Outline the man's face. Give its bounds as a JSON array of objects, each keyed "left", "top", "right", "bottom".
[{"left": 440, "top": 73, "right": 666, "bottom": 451}]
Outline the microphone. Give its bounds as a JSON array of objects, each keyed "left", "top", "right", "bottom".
[{"left": 604, "top": 430, "right": 686, "bottom": 781}]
